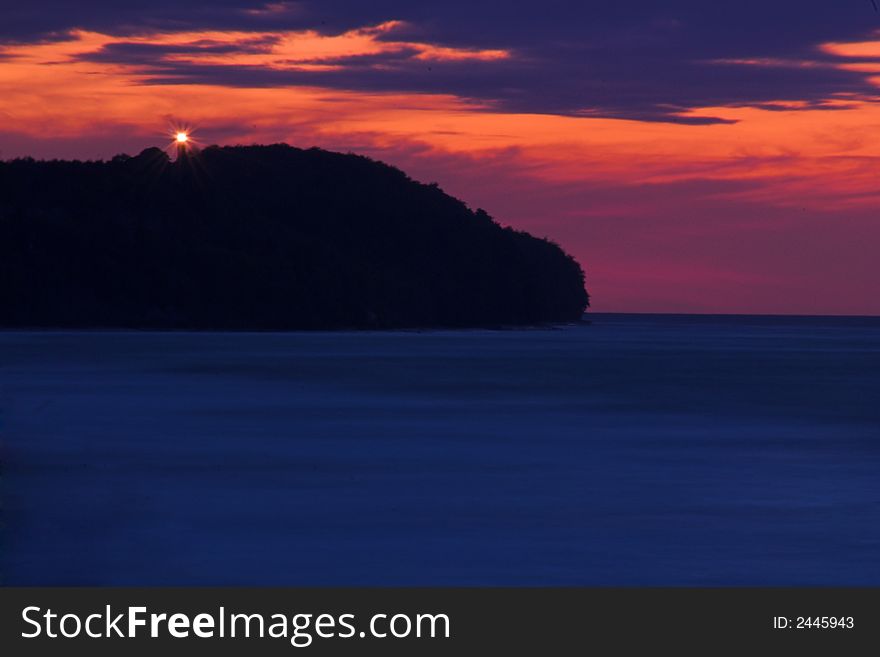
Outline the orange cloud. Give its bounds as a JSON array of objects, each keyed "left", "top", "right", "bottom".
[
  {"left": 716, "top": 40, "right": 880, "bottom": 88},
  {"left": 2, "top": 25, "right": 880, "bottom": 214},
  {"left": 0, "top": 23, "right": 510, "bottom": 74},
  {"left": 820, "top": 34, "right": 880, "bottom": 59}
]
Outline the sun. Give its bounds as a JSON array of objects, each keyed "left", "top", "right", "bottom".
[{"left": 175, "top": 131, "right": 189, "bottom": 144}]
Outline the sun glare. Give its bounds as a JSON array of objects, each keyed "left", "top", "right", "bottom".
[{"left": 168, "top": 126, "right": 195, "bottom": 160}]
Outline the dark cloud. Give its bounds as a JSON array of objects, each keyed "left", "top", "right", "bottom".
[
  {"left": 76, "top": 37, "right": 280, "bottom": 65},
  {"left": 3, "top": 0, "right": 880, "bottom": 122}
]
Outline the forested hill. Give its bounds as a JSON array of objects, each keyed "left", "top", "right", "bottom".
[{"left": 0, "top": 144, "right": 589, "bottom": 329}]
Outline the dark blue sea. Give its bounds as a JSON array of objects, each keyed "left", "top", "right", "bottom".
[{"left": 2, "top": 314, "right": 879, "bottom": 585}]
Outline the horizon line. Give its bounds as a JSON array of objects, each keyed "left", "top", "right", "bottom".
[{"left": 587, "top": 311, "right": 880, "bottom": 319}]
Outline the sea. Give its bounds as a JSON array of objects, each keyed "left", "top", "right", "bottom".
[{"left": 2, "top": 314, "right": 879, "bottom": 585}]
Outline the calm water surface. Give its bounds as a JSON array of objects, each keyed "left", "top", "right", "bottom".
[{"left": 2, "top": 314, "right": 879, "bottom": 584}]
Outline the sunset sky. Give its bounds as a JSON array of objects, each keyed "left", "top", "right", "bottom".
[{"left": 2, "top": 1, "right": 880, "bottom": 314}]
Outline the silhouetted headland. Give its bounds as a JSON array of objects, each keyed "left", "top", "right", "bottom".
[{"left": 0, "top": 144, "right": 588, "bottom": 329}]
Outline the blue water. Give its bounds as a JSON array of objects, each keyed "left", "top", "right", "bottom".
[{"left": 2, "top": 314, "right": 879, "bottom": 585}]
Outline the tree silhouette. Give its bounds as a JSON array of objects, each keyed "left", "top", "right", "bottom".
[{"left": 0, "top": 144, "right": 589, "bottom": 329}]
